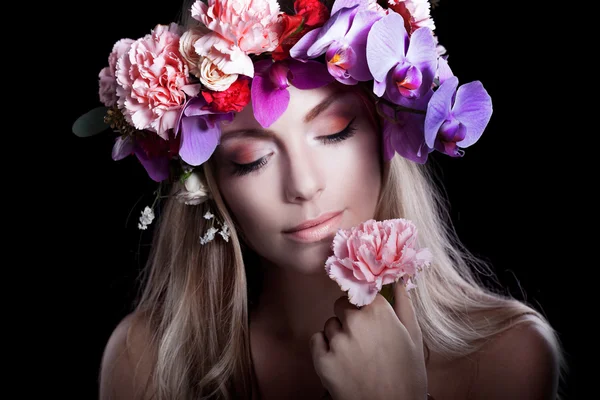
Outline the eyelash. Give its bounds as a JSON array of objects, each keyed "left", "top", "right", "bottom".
[{"left": 232, "top": 118, "right": 358, "bottom": 177}]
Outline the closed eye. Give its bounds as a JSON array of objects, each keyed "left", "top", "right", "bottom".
[
  {"left": 231, "top": 154, "right": 271, "bottom": 177},
  {"left": 231, "top": 117, "right": 358, "bottom": 177},
  {"left": 319, "top": 117, "right": 357, "bottom": 144}
]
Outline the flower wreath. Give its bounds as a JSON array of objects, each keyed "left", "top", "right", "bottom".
[{"left": 73, "top": 0, "right": 493, "bottom": 238}]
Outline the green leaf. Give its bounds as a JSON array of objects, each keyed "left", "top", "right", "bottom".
[
  {"left": 72, "top": 106, "right": 109, "bottom": 137},
  {"left": 179, "top": 168, "right": 193, "bottom": 183}
]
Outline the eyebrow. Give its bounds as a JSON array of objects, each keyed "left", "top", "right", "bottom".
[
  {"left": 219, "top": 92, "right": 343, "bottom": 142},
  {"left": 304, "top": 92, "right": 340, "bottom": 123}
]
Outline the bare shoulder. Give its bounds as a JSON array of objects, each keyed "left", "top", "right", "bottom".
[
  {"left": 99, "top": 312, "right": 157, "bottom": 400},
  {"left": 469, "top": 318, "right": 560, "bottom": 400}
]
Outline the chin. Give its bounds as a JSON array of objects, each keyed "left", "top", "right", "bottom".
[{"left": 278, "top": 241, "right": 334, "bottom": 275}]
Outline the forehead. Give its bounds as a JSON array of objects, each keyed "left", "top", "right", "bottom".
[{"left": 220, "top": 83, "right": 354, "bottom": 134}]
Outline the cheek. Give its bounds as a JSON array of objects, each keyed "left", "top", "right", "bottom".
[
  {"left": 216, "top": 169, "right": 282, "bottom": 240},
  {"left": 326, "top": 127, "right": 381, "bottom": 203}
]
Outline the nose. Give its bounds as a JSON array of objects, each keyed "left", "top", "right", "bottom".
[{"left": 283, "top": 146, "right": 325, "bottom": 204}]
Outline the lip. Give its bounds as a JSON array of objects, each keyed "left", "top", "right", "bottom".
[{"left": 283, "top": 210, "right": 344, "bottom": 243}]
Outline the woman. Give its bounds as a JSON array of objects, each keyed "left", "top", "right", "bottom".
[{"left": 84, "top": 0, "right": 566, "bottom": 398}]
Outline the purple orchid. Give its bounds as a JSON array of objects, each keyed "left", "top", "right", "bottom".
[
  {"left": 378, "top": 96, "right": 433, "bottom": 164},
  {"left": 112, "top": 135, "right": 170, "bottom": 182},
  {"left": 251, "top": 58, "right": 334, "bottom": 128},
  {"left": 289, "top": 0, "right": 382, "bottom": 85},
  {"left": 436, "top": 55, "right": 454, "bottom": 85},
  {"left": 424, "top": 76, "right": 493, "bottom": 157},
  {"left": 175, "top": 96, "right": 234, "bottom": 166},
  {"left": 366, "top": 11, "right": 438, "bottom": 109}
]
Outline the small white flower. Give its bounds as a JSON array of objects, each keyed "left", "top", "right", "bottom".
[
  {"left": 218, "top": 222, "right": 230, "bottom": 242},
  {"left": 138, "top": 206, "right": 155, "bottom": 230},
  {"left": 203, "top": 211, "right": 214, "bottom": 220},
  {"left": 200, "top": 227, "right": 219, "bottom": 245}
]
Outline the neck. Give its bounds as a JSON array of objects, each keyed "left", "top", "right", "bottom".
[{"left": 249, "top": 257, "right": 344, "bottom": 346}]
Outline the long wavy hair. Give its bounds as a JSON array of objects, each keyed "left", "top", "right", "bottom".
[{"left": 118, "top": 1, "right": 567, "bottom": 399}]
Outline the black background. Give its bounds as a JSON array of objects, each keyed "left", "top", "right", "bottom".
[{"left": 54, "top": 0, "right": 582, "bottom": 398}]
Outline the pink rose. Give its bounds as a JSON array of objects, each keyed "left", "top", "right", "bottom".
[
  {"left": 191, "top": 0, "right": 284, "bottom": 55},
  {"left": 325, "top": 219, "right": 433, "bottom": 307},
  {"left": 98, "top": 38, "right": 134, "bottom": 107},
  {"left": 115, "top": 23, "right": 201, "bottom": 140}
]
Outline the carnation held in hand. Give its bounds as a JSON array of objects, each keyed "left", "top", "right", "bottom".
[{"left": 325, "top": 218, "right": 432, "bottom": 307}]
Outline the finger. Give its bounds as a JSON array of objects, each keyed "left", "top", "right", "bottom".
[
  {"left": 393, "top": 279, "right": 422, "bottom": 346},
  {"left": 323, "top": 316, "right": 343, "bottom": 346},
  {"left": 333, "top": 295, "right": 359, "bottom": 327},
  {"left": 309, "top": 331, "right": 329, "bottom": 363}
]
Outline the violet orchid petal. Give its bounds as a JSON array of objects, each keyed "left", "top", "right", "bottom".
[
  {"left": 307, "top": 5, "right": 359, "bottom": 57},
  {"left": 174, "top": 98, "right": 192, "bottom": 137},
  {"left": 373, "top": 78, "right": 387, "bottom": 97},
  {"left": 345, "top": 10, "right": 382, "bottom": 81},
  {"left": 251, "top": 74, "right": 291, "bottom": 128},
  {"left": 328, "top": 67, "right": 358, "bottom": 85},
  {"left": 434, "top": 139, "right": 463, "bottom": 157},
  {"left": 384, "top": 112, "right": 430, "bottom": 164},
  {"left": 182, "top": 83, "right": 201, "bottom": 97},
  {"left": 366, "top": 12, "right": 408, "bottom": 82},
  {"left": 331, "top": 0, "right": 367, "bottom": 15},
  {"left": 385, "top": 63, "right": 423, "bottom": 104},
  {"left": 387, "top": 78, "right": 435, "bottom": 110},
  {"left": 175, "top": 97, "right": 213, "bottom": 141},
  {"left": 288, "top": 60, "right": 335, "bottom": 89},
  {"left": 404, "top": 27, "right": 438, "bottom": 98},
  {"left": 289, "top": 28, "right": 323, "bottom": 61},
  {"left": 134, "top": 147, "right": 170, "bottom": 182},
  {"left": 438, "top": 118, "right": 466, "bottom": 143},
  {"left": 268, "top": 62, "right": 291, "bottom": 89},
  {"left": 254, "top": 59, "right": 273, "bottom": 75},
  {"left": 436, "top": 56, "right": 453, "bottom": 85},
  {"left": 452, "top": 81, "right": 493, "bottom": 148},
  {"left": 326, "top": 42, "right": 358, "bottom": 84},
  {"left": 178, "top": 115, "right": 221, "bottom": 166},
  {"left": 184, "top": 101, "right": 212, "bottom": 117},
  {"left": 112, "top": 135, "right": 134, "bottom": 161},
  {"left": 424, "top": 76, "right": 458, "bottom": 148}
]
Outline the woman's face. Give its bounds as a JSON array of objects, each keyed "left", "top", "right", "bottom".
[{"left": 213, "top": 84, "right": 382, "bottom": 273}]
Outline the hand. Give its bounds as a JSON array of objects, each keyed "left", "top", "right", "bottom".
[{"left": 310, "top": 282, "right": 428, "bottom": 400}]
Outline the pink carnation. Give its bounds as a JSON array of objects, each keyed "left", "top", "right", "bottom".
[
  {"left": 325, "top": 218, "right": 432, "bottom": 307},
  {"left": 115, "top": 23, "right": 201, "bottom": 140},
  {"left": 98, "top": 38, "right": 134, "bottom": 107},
  {"left": 191, "top": 0, "right": 284, "bottom": 55}
]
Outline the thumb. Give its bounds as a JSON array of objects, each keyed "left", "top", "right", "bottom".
[
  {"left": 309, "top": 331, "right": 328, "bottom": 360},
  {"left": 309, "top": 331, "right": 330, "bottom": 376},
  {"left": 393, "top": 279, "right": 421, "bottom": 344}
]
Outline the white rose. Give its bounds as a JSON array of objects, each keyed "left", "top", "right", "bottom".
[
  {"left": 176, "top": 172, "right": 210, "bottom": 205},
  {"left": 179, "top": 26, "right": 210, "bottom": 79},
  {"left": 194, "top": 32, "right": 254, "bottom": 91},
  {"left": 199, "top": 57, "right": 239, "bottom": 91}
]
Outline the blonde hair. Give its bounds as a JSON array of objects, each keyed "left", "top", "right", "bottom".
[
  {"left": 126, "top": 152, "right": 566, "bottom": 399},
  {"left": 117, "top": 1, "right": 568, "bottom": 399}
]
